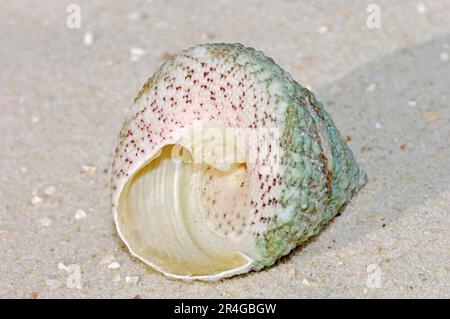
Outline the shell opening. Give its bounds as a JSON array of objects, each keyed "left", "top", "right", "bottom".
[{"left": 117, "top": 144, "right": 258, "bottom": 279}]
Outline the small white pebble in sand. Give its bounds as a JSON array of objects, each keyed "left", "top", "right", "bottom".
[
  {"left": 44, "top": 186, "right": 56, "bottom": 196},
  {"left": 366, "top": 83, "right": 377, "bottom": 92},
  {"left": 31, "top": 116, "right": 40, "bottom": 124},
  {"left": 80, "top": 165, "right": 97, "bottom": 174},
  {"left": 58, "top": 263, "right": 82, "bottom": 289},
  {"left": 127, "top": 12, "right": 140, "bottom": 20},
  {"left": 113, "top": 273, "right": 122, "bottom": 282},
  {"left": 100, "top": 254, "right": 115, "bottom": 265},
  {"left": 130, "top": 47, "right": 146, "bottom": 55},
  {"left": 415, "top": 2, "right": 427, "bottom": 13},
  {"left": 83, "top": 32, "right": 93, "bottom": 46},
  {"left": 374, "top": 122, "right": 383, "bottom": 129},
  {"left": 75, "top": 209, "right": 87, "bottom": 220},
  {"left": 347, "top": 249, "right": 356, "bottom": 256},
  {"left": 31, "top": 195, "right": 43, "bottom": 205},
  {"left": 130, "top": 47, "right": 146, "bottom": 62},
  {"left": 39, "top": 217, "right": 52, "bottom": 227},
  {"left": 125, "top": 276, "right": 140, "bottom": 284},
  {"left": 318, "top": 25, "right": 329, "bottom": 34},
  {"left": 302, "top": 278, "right": 311, "bottom": 287},
  {"left": 440, "top": 52, "right": 449, "bottom": 62},
  {"left": 21, "top": 166, "right": 28, "bottom": 174},
  {"left": 407, "top": 100, "right": 417, "bottom": 107},
  {"left": 287, "top": 268, "right": 296, "bottom": 278},
  {"left": 108, "top": 261, "right": 121, "bottom": 270}
]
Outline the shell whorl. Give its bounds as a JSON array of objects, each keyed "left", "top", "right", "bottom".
[{"left": 111, "top": 43, "right": 366, "bottom": 280}]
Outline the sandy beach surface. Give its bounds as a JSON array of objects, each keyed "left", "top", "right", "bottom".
[{"left": 1, "top": 0, "right": 449, "bottom": 298}]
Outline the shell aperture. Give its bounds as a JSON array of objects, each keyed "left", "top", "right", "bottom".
[{"left": 111, "top": 43, "right": 367, "bottom": 280}]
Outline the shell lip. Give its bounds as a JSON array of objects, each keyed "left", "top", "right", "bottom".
[
  {"left": 111, "top": 137, "right": 256, "bottom": 281},
  {"left": 112, "top": 206, "right": 255, "bottom": 281}
]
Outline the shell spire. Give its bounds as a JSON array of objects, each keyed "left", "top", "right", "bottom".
[{"left": 111, "top": 43, "right": 366, "bottom": 281}]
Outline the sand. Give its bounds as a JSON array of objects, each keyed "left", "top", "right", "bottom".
[{"left": 1, "top": 0, "right": 449, "bottom": 298}]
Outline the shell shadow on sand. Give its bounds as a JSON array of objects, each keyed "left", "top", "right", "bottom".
[{"left": 225, "top": 33, "right": 450, "bottom": 282}]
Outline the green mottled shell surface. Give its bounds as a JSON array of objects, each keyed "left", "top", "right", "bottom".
[{"left": 112, "top": 43, "right": 367, "bottom": 280}]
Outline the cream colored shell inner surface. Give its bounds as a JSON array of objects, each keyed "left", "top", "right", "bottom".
[{"left": 117, "top": 136, "right": 260, "bottom": 278}]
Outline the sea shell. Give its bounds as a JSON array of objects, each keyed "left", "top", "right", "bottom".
[{"left": 111, "top": 43, "right": 366, "bottom": 281}]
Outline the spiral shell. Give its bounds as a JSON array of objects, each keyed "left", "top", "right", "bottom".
[{"left": 111, "top": 43, "right": 366, "bottom": 281}]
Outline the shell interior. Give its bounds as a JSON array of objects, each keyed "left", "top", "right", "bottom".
[
  {"left": 117, "top": 135, "right": 260, "bottom": 278},
  {"left": 112, "top": 43, "right": 367, "bottom": 280}
]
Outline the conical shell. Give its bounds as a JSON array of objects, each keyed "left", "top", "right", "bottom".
[{"left": 111, "top": 43, "right": 366, "bottom": 281}]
